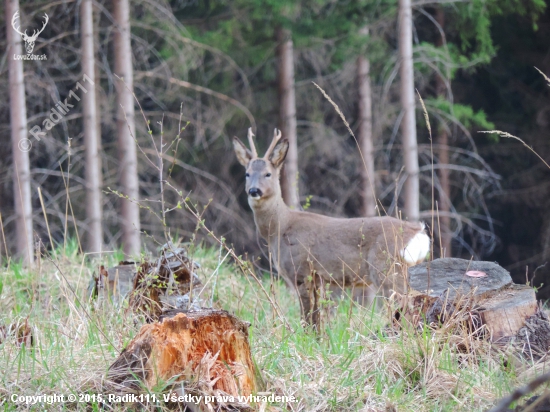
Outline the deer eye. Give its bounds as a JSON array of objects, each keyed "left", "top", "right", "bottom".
[
  {"left": 245, "top": 173, "right": 250, "bottom": 178},
  {"left": 265, "top": 173, "right": 271, "bottom": 177}
]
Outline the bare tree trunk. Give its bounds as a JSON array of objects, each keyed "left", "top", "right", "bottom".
[
  {"left": 114, "top": 0, "right": 140, "bottom": 256},
  {"left": 357, "top": 55, "right": 376, "bottom": 217},
  {"left": 398, "top": 0, "right": 420, "bottom": 222},
  {"left": 93, "top": 4, "right": 102, "bottom": 161},
  {"left": 6, "top": 0, "right": 34, "bottom": 265},
  {"left": 435, "top": 6, "right": 452, "bottom": 257},
  {"left": 81, "top": 0, "right": 103, "bottom": 253},
  {"left": 436, "top": 126, "right": 451, "bottom": 255},
  {"left": 276, "top": 27, "right": 299, "bottom": 209}
]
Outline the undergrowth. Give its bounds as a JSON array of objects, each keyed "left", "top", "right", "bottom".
[{"left": 0, "top": 242, "right": 545, "bottom": 411}]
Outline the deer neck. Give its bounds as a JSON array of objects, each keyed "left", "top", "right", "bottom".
[{"left": 249, "top": 195, "right": 291, "bottom": 240}]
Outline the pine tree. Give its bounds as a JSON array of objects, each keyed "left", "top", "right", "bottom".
[
  {"left": 81, "top": 0, "right": 103, "bottom": 253},
  {"left": 276, "top": 26, "right": 299, "bottom": 209},
  {"left": 398, "top": 0, "right": 420, "bottom": 222},
  {"left": 114, "top": 0, "right": 141, "bottom": 256},
  {"left": 6, "top": 0, "right": 34, "bottom": 265}
]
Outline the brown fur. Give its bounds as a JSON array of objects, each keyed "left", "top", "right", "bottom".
[{"left": 234, "top": 129, "right": 427, "bottom": 325}]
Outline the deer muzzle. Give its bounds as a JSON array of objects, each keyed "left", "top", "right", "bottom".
[{"left": 248, "top": 188, "right": 263, "bottom": 198}]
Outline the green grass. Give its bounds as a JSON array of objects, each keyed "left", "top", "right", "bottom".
[{"left": 0, "top": 244, "right": 542, "bottom": 411}]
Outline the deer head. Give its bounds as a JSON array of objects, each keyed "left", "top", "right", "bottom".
[
  {"left": 233, "top": 128, "right": 289, "bottom": 205},
  {"left": 12, "top": 11, "right": 49, "bottom": 54}
]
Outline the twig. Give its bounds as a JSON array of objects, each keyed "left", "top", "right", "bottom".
[
  {"left": 210, "top": 240, "right": 228, "bottom": 308},
  {"left": 535, "top": 67, "right": 550, "bottom": 87},
  {"left": 45, "top": 255, "right": 119, "bottom": 355},
  {"left": 488, "top": 372, "right": 550, "bottom": 412},
  {"left": 0, "top": 212, "right": 9, "bottom": 264},
  {"left": 137, "top": 71, "right": 256, "bottom": 130},
  {"left": 184, "top": 200, "right": 294, "bottom": 333},
  {"left": 480, "top": 130, "right": 550, "bottom": 170},
  {"left": 37, "top": 187, "right": 54, "bottom": 251}
]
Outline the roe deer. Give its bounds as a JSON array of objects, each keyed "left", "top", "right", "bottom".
[{"left": 233, "top": 128, "right": 430, "bottom": 326}]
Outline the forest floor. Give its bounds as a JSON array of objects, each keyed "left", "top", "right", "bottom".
[{"left": 0, "top": 242, "right": 546, "bottom": 411}]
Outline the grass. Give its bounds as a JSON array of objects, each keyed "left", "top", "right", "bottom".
[{"left": 0, "top": 242, "right": 545, "bottom": 411}]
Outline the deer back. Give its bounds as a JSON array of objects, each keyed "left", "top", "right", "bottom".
[
  {"left": 271, "top": 211, "right": 424, "bottom": 288},
  {"left": 233, "top": 128, "right": 429, "bottom": 292}
]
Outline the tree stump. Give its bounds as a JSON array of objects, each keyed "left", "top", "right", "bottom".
[
  {"left": 88, "top": 243, "right": 203, "bottom": 320},
  {"left": 100, "top": 263, "right": 137, "bottom": 299},
  {"left": 107, "top": 309, "right": 257, "bottom": 410},
  {"left": 128, "top": 244, "right": 203, "bottom": 322},
  {"left": 405, "top": 258, "right": 539, "bottom": 344}
]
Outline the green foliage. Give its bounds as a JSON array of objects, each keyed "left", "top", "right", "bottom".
[
  {"left": 427, "top": 97, "right": 494, "bottom": 129},
  {"left": 179, "top": 0, "right": 546, "bottom": 155},
  {"left": 412, "top": 1, "right": 544, "bottom": 151},
  {"left": 426, "top": 97, "right": 499, "bottom": 142},
  {"left": 303, "top": 194, "right": 313, "bottom": 210},
  {"left": 187, "top": 0, "right": 397, "bottom": 70},
  {"left": 444, "top": 0, "right": 546, "bottom": 65}
]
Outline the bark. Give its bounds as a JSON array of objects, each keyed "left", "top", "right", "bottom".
[
  {"left": 114, "top": 0, "right": 141, "bottom": 256},
  {"left": 276, "top": 27, "right": 299, "bottom": 209},
  {"left": 107, "top": 310, "right": 257, "bottom": 410},
  {"left": 128, "top": 244, "right": 201, "bottom": 322},
  {"left": 89, "top": 263, "right": 135, "bottom": 302},
  {"left": 93, "top": 5, "right": 102, "bottom": 162},
  {"left": 398, "top": 0, "right": 420, "bottom": 222},
  {"left": 405, "top": 258, "right": 538, "bottom": 343},
  {"left": 357, "top": 54, "right": 376, "bottom": 217},
  {"left": 81, "top": 0, "right": 103, "bottom": 253},
  {"left": 6, "top": 0, "right": 34, "bottom": 265},
  {"left": 435, "top": 7, "right": 452, "bottom": 257}
]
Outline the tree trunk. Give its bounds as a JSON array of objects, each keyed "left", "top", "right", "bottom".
[
  {"left": 6, "top": 0, "right": 34, "bottom": 265},
  {"left": 398, "top": 0, "right": 420, "bottom": 222},
  {"left": 276, "top": 27, "right": 299, "bottom": 209},
  {"left": 93, "top": 3, "right": 102, "bottom": 166},
  {"left": 114, "top": 0, "right": 140, "bottom": 256},
  {"left": 435, "top": 7, "right": 452, "bottom": 257},
  {"left": 357, "top": 54, "right": 376, "bottom": 217},
  {"left": 81, "top": 0, "right": 103, "bottom": 253}
]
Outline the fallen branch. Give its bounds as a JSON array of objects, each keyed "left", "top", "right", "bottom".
[{"left": 487, "top": 372, "right": 550, "bottom": 412}]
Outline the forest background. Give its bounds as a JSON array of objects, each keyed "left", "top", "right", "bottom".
[{"left": 1, "top": 0, "right": 549, "bottom": 289}]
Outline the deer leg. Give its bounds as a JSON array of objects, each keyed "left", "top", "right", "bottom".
[
  {"left": 297, "top": 281, "right": 313, "bottom": 326},
  {"left": 351, "top": 283, "right": 376, "bottom": 307},
  {"left": 297, "top": 282, "right": 308, "bottom": 317},
  {"left": 297, "top": 273, "right": 321, "bottom": 330},
  {"left": 311, "top": 273, "right": 322, "bottom": 329},
  {"left": 367, "top": 247, "right": 407, "bottom": 308}
]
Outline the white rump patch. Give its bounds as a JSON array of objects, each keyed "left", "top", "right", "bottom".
[{"left": 401, "top": 230, "right": 430, "bottom": 265}]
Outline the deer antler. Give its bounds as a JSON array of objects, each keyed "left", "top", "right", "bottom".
[
  {"left": 264, "top": 128, "right": 282, "bottom": 159},
  {"left": 247, "top": 128, "right": 258, "bottom": 158},
  {"left": 11, "top": 10, "right": 26, "bottom": 37},
  {"left": 28, "top": 13, "right": 48, "bottom": 41}
]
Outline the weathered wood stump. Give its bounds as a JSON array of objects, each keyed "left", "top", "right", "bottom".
[
  {"left": 89, "top": 243, "right": 203, "bottom": 321},
  {"left": 101, "top": 263, "right": 137, "bottom": 299},
  {"left": 404, "top": 258, "right": 540, "bottom": 345},
  {"left": 128, "top": 244, "right": 203, "bottom": 321},
  {"left": 107, "top": 309, "right": 256, "bottom": 410}
]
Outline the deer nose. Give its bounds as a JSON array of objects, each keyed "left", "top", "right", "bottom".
[{"left": 248, "top": 188, "right": 263, "bottom": 198}]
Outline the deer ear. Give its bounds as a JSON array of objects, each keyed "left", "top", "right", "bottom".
[
  {"left": 269, "top": 139, "right": 289, "bottom": 169},
  {"left": 233, "top": 137, "right": 253, "bottom": 166}
]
